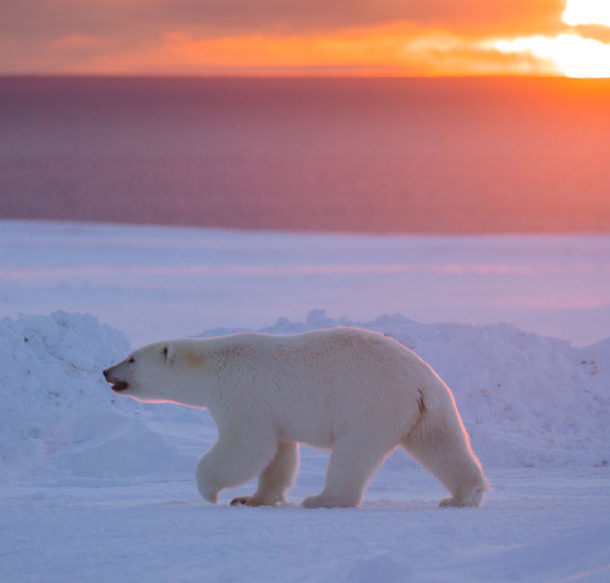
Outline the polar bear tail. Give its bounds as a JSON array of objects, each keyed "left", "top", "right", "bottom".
[{"left": 401, "top": 389, "right": 488, "bottom": 507}]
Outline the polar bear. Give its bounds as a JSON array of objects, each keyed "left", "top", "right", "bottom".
[{"left": 103, "top": 328, "right": 487, "bottom": 508}]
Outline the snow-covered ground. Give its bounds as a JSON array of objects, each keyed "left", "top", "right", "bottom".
[
  {"left": 2, "top": 220, "right": 610, "bottom": 347},
  {"left": 1, "top": 220, "right": 609, "bottom": 583}
]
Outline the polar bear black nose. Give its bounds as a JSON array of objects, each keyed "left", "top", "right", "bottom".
[{"left": 103, "top": 368, "right": 110, "bottom": 379}]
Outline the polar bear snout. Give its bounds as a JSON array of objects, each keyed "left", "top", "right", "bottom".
[{"left": 103, "top": 366, "right": 130, "bottom": 392}]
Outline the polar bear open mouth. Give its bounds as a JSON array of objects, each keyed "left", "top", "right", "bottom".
[{"left": 111, "top": 381, "right": 129, "bottom": 392}]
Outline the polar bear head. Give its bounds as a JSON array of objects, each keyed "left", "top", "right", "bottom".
[{"left": 103, "top": 340, "right": 205, "bottom": 405}]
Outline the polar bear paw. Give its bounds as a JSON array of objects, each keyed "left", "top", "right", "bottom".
[
  {"left": 230, "top": 494, "right": 284, "bottom": 507},
  {"left": 439, "top": 485, "right": 486, "bottom": 507},
  {"left": 439, "top": 496, "right": 464, "bottom": 507}
]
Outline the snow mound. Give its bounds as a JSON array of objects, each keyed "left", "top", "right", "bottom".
[
  {"left": 1, "top": 310, "right": 607, "bottom": 483},
  {"left": 0, "top": 311, "right": 193, "bottom": 481},
  {"left": 201, "top": 309, "right": 610, "bottom": 468}
]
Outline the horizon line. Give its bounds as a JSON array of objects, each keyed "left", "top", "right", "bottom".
[{"left": 2, "top": 72, "right": 605, "bottom": 81}]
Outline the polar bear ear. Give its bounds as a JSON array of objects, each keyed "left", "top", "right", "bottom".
[{"left": 161, "top": 345, "right": 176, "bottom": 366}]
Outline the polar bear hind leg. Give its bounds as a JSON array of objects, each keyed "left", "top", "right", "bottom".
[
  {"left": 401, "top": 403, "right": 487, "bottom": 507},
  {"left": 231, "top": 441, "right": 299, "bottom": 507}
]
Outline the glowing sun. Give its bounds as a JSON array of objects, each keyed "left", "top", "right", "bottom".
[
  {"left": 563, "top": 0, "right": 610, "bottom": 27},
  {"left": 491, "top": 0, "right": 610, "bottom": 77}
]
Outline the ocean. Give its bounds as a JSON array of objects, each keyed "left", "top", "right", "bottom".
[{"left": 1, "top": 76, "right": 609, "bottom": 233}]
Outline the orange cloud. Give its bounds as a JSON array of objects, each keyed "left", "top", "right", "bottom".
[{"left": 53, "top": 24, "right": 551, "bottom": 77}]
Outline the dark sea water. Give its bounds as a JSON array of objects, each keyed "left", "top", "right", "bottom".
[{"left": 1, "top": 76, "right": 609, "bottom": 233}]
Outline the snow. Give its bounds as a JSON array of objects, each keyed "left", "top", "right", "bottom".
[
  {"left": 2, "top": 219, "right": 610, "bottom": 347},
  {"left": 1, "top": 219, "right": 609, "bottom": 582}
]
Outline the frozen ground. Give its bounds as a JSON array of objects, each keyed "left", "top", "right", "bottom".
[
  {"left": 1, "top": 220, "right": 609, "bottom": 347},
  {"left": 0, "top": 220, "right": 609, "bottom": 582},
  {"left": 2, "top": 469, "right": 609, "bottom": 583}
]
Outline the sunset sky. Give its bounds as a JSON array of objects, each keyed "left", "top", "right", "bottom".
[{"left": 3, "top": 0, "right": 610, "bottom": 77}]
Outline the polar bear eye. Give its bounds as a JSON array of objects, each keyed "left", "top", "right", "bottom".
[
  {"left": 162, "top": 347, "right": 168, "bottom": 358},
  {"left": 128, "top": 357, "right": 135, "bottom": 364}
]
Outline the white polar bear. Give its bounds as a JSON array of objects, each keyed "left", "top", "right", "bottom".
[{"left": 104, "top": 328, "right": 487, "bottom": 508}]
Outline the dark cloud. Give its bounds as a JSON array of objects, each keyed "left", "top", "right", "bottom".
[
  {"left": 140, "top": 0, "right": 568, "bottom": 36},
  {"left": 3, "top": 0, "right": 566, "bottom": 38}
]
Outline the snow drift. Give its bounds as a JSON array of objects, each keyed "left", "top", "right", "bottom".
[
  {"left": 0, "top": 311, "right": 194, "bottom": 481},
  {"left": 1, "top": 310, "right": 608, "bottom": 483}
]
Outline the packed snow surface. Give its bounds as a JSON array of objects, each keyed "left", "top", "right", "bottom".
[{"left": 1, "top": 221, "right": 609, "bottom": 582}]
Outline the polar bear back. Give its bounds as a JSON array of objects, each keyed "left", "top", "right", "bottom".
[{"left": 200, "top": 328, "right": 452, "bottom": 449}]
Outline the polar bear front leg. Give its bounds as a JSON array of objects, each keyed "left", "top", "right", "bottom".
[
  {"left": 231, "top": 441, "right": 299, "bottom": 507},
  {"left": 303, "top": 434, "right": 390, "bottom": 508},
  {"left": 196, "top": 430, "right": 277, "bottom": 504}
]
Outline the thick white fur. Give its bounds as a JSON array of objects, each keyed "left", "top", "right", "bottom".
[{"left": 104, "top": 328, "right": 487, "bottom": 508}]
